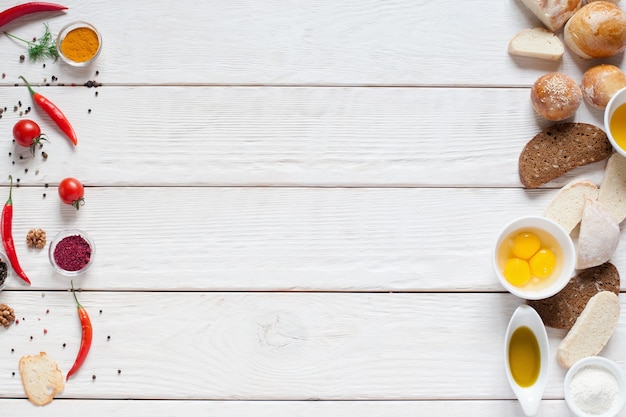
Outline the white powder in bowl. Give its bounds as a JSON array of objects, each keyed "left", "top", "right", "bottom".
[{"left": 569, "top": 365, "right": 619, "bottom": 415}]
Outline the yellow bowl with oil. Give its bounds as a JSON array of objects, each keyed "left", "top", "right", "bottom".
[{"left": 605, "top": 86, "right": 626, "bottom": 157}]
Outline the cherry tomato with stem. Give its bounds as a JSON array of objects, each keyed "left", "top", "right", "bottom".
[
  {"left": 58, "top": 177, "right": 85, "bottom": 210},
  {"left": 12, "top": 119, "right": 49, "bottom": 156}
]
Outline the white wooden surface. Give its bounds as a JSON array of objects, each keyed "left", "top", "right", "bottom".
[{"left": 0, "top": 0, "right": 623, "bottom": 415}]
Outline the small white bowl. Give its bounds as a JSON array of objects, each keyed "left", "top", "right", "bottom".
[
  {"left": 48, "top": 229, "right": 95, "bottom": 276},
  {"left": 56, "top": 21, "right": 102, "bottom": 67},
  {"left": 605, "top": 86, "right": 626, "bottom": 158},
  {"left": 493, "top": 216, "right": 575, "bottom": 300},
  {"left": 564, "top": 356, "right": 626, "bottom": 417},
  {"left": 0, "top": 251, "right": 10, "bottom": 290},
  {"left": 505, "top": 305, "right": 550, "bottom": 416}
]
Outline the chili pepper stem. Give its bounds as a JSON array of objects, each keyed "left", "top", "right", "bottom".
[
  {"left": 70, "top": 280, "right": 82, "bottom": 308},
  {"left": 6, "top": 175, "right": 12, "bottom": 206},
  {"left": 19, "top": 76, "right": 37, "bottom": 96}
]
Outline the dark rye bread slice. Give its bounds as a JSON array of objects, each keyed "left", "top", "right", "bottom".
[
  {"left": 519, "top": 123, "right": 612, "bottom": 188},
  {"left": 527, "top": 262, "right": 620, "bottom": 329}
]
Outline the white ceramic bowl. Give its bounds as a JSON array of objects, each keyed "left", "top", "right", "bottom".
[
  {"left": 48, "top": 229, "right": 95, "bottom": 276},
  {"left": 505, "top": 305, "right": 550, "bottom": 416},
  {"left": 493, "top": 216, "right": 575, "bottom": 300},
  {"left": 605, "top": 86, "right": 626, "bottom": 158},
  {"left": 56, "top": 21, "right": 102, "bottom": 67},
  {"left": 0, "top": 251, "right": 10, "bottom": 290},
  {"left": 564, "top": 356, "right": 626, "bottom": 417}
]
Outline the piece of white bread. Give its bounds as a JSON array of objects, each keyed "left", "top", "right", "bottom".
[
  {"left": 508, "top": 28, "right": 564, "bottom": 61},
  {"left": 19, "top": 352, "right": 65, "bottom": 406},
  {"left": 598, "top": 152, "right": 626, "bottom": 223},
  {"left": 576, "top": 197, "right": 620, "bottom": 269},
  {"left": 557, "top": 291, "right": 620, "bottom": 368},
  {"left": 520, "top": 0, "right": 583, "bottom": 31},
  {"left": 544, "top": 179, "right": 599, "bottom": 234}
]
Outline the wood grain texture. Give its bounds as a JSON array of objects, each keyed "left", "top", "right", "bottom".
[
  {"left": 0, "top": 399, "right": 573, "bottom": 417},
  {"left": 0, "top": 291, "right": 622, "bottom": 403},
  {"left": 1, "top": 185, "right": 623, "bottom": 292},
  {"left": 0, "top": 0, "right": 618, "bottom": 86},
  {"left": 0, "top": 86, "right": 609, "bottom": 187}
]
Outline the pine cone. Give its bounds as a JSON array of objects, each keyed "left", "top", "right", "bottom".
[{"left": 0, "top": 304, "right": 15, "bottom": 328}]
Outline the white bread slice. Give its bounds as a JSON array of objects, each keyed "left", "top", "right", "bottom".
[
  {"left": 19, "top": 352, "right": 65, "bottom": 406},
  {"left": 544, "top": 179, "right": 599, "bottom": 234},
  {"left": 508, "top": 28, "right": 564, "bottom": 61},
  {"left": 576, "top": 197, "right": 620, "bottom": 269},
  {"left": 520, "top": 0, "right": 583, "bottom": 31},
  {"left": 598, "top": 152, "right": 626, "bottom": 223},
  {"left": 557, "top": 291, "right": 620, "bottom": 368}
]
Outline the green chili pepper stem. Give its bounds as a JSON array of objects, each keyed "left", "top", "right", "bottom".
[
  {"left": 18, "top": 76, "right": 36, "bottom": 96},
  {"left": 70, "top": 280, "right": 83, "bottom": 309},
  {"left": 6, "top": 175, "right": 12, "bottom": 205}
]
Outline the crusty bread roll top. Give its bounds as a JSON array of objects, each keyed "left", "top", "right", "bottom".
[{"left": 564, "top": 1, "right": 626, "bottom": 59}]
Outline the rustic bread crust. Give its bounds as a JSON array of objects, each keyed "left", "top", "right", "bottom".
[
  {"left": 527, "top": 262, "right": 619, "bottom": 329},
  {"left": 518, "top": 123, "right": 612, "bottom": 188},
  {"left": 19, "top": 352, "right": 65, "bottom": 406}
]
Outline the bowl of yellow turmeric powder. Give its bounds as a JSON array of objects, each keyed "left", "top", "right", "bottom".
[{"left": 56, "top": 21, "right": 102, "bottom": 66}]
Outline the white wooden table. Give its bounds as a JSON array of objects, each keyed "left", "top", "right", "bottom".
[{"left": 0, "top": 0, "right": 623, "bottom": 415}]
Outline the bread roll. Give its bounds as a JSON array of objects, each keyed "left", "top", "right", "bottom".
[
  {"left": 581, "top": 64, "right": 626, "bottom": 109},
  {"left": 564, "top": 1, "right": 626, "bottom": 59},
  {"left": 520, "top": 0, "right": 583, "bottom": 31},
  {"left": 576, "top": 197, "right": 620, "bottom": 269},
  {"left": 531, "top": 73, "right": 582, "bottom": 121}
]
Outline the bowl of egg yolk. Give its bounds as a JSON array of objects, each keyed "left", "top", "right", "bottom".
[{"left": 493, "top": 216, "right": 576, "bottom": 300}]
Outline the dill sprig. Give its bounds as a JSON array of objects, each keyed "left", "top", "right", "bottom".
[{"left": 4, "top": 24, "right": 59, "bottom": 62}]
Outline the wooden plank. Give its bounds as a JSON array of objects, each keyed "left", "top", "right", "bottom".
[
  {"left": 0, "top": 86, "right": 609, "bottom": 187},
  {"left": 1, "top": 185, "right": 618, "bottom": 292},
  {"left": 0, "top": 0, "right": 613, "bottom": 86},
  {"left": 0, "top": 399, "right": 572, "bottom": 417},
  {"left": 0, "top": 291, "right": 618, "bottom": 401}
]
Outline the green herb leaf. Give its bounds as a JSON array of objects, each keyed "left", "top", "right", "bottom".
[{"left": 4, "top": 23, "right": 59, "bottom": 62}]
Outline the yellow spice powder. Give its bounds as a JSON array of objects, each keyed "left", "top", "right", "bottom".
[{"left": 61, "top": 27, "right": 99, "bottom": 62}]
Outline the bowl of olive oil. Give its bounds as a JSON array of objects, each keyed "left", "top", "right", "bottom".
[{"left": 504, "top": 304, "right": 550, "bottom": 417}]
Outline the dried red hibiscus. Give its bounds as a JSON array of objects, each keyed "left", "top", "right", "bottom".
[{"left": 53, "top": 235, "right": 91, "bottom": 271}]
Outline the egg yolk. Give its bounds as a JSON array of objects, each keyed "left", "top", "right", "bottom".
[
  {"left": 529, "top": 249, "right": 556, "bottom": 279},
  {"left": 504, "top": 258, "right": 531, "bottom": 286},
  {"left": 512, "top": 232, "right": 541, "bottom": 260}
]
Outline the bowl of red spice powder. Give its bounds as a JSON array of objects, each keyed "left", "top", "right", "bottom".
[
  {"left": 48, "top": 230, "right": 95, "bottom": 276},
  {"left": 56, "top": 21, "right": 102, "bottom": 67}
]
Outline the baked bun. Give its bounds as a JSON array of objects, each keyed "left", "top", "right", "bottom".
[
  {"left": 520, "top": 0, "right": 583, "bottom": 32},
  {"left": 564, "top": 1, "right": 626, "bottom": 59},
  {"left": 531, "top": 73, "right": 582, "bottom": 121},
  {"left": 581, "top": 64, "right": 626, "bottom": 109}
]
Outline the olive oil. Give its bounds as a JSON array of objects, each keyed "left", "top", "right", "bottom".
[
  {"left": 610, "top": 103, "right": 626, "bottom": 151},
  {"left": 508, "top": 326, "right": 540, "bottom": 387}
]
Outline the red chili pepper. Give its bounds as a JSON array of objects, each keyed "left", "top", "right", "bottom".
[
  {"left": 66, "top": 280, "right": 92, "bottom": 381},
  {"left": 0, "top": 2, "right": 67, "bottom": 29},
  {"left": 1, "top": 175, "right": 31, "bottom": 285},
  {"left": 19, "top": 76, "right": 78, "bottom": 146}
]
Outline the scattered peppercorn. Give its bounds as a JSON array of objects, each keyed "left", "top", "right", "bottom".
[
  {"left": 46, "top": 309, "right": 49, "bottom": 314},
  {"left": 12, "top": 372, "right": 15, "bottom": 376},
  {"left": 99, "top": 310, "right": 103, "bottom": 314},
  {"left": 43, "top": 329, "right": 47, "bottom": 334},
  {"left": 62, "top": 343, "right": 66, "bottom": 348},
  {"left": 19, "top": 55, "right": 25, "bottom": 62},
  {"left": 42, "top": 193, "right": 46, "bottom": 198},
  {"left": 95, "top": 71, "right": 99, "bottom": 76},
  {"left": 29, "top": 336, "right": 33, "bottom": 340},
  {"left": 42, "top": 151, "right": 48, "bottom": 159},
  {"left": 117, "top": 369, "right": 121, "bottom": 374},
  {"left": 92, "top": 375, "right": 96, "bottom": 380},
  {"left": 107, "top": 335, "right": 110, "bottom": 341},
  {"left": 88, "top": 109, "right": 91, "bottom": 114},
  {"left": 11, "top": 348, "right": 14, "bottom": 353}
]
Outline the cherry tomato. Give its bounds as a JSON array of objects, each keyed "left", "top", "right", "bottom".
[
  {"left": 58, "top": 177, "right": 85, "bottom": 210},
  {"left": 12, "top": 119, "right": 48, "bottom": 155}
]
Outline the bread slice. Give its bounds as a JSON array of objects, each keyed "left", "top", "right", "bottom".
[
  {"left": 508, "top": 28, "right": 564, "bottom": 61},
  {"left": 527, "top": 262, "right": 619, "bottom": 329},
  {"left": 577, "top": 197, "right": 620, "bottom": 269},
  {"left": 557, "top": 291, "right": 620, "bottom": 368},
  {"left": 520, "top": 0, "right": 583, "bottom": 31},
  {"left": 518, "top": 123, "right": 612, "bottom": 188},
  {"left": 544, "top": 179, "right": 599, "bottom": 234},
  {"left": 598, "top": 152, "right": 626, "bottom": 223},
  {"left": 19, "top": 352, "right": 65, "bottom": 406}
]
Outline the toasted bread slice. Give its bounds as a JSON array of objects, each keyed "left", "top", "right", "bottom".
[
  {"left": 598, "top": 152, "right": 626, "bottom": 224},
  {"left": 508, "top": 28, "right": 564, "bottom": 61},
  {"left": 557, "top": 291, "right": 620, "bottom": 368},
  {"left": 518, "top": 123, "right": 612, "bottom": 188},
  {"left": 544, "top": 179, "right": 599, "bottom": 234},
  {"left": 527, "top": 262, "right": 619, "bottom": 329},
  {"left": 19, "top": 352, "right": 64, "bottom": 406}
]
